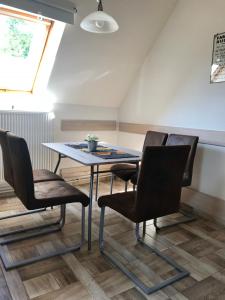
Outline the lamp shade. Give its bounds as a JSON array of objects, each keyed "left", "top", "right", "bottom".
[{"left": 80, "top": 11, "right": 119, "bottom": 33}]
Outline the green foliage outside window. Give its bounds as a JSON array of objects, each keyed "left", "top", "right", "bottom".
[{"left": 0, "top": 17, "right": 33, "bottom": 59}]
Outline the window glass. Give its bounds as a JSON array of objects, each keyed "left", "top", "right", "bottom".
[{"left": 0, "top": 7, "right": 52, "bottom": 92}]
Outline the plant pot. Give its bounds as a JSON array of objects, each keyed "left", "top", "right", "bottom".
[{"left": 88, "top": 140, "right": 98, "bottom": 152}]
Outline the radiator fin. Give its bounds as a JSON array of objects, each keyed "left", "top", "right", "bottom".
[{"left": 0, "top": 111, "right": 54, "bottom": 180}]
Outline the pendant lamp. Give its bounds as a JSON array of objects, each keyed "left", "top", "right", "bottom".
[{"left": 80, "top": 0, "right": 119, "bottom": 34}]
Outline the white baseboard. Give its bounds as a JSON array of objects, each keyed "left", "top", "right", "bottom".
[{"left": 182, "top": 187, "right": 225, "bottom": 225}]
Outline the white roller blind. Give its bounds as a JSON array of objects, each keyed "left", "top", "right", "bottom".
[{"left": 0, "top": 0, "right": 76, "bottom": 24}]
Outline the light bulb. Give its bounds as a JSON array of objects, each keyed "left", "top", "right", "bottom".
[{"left": 95, "top": 20, "right": 104, "bottom": 28}]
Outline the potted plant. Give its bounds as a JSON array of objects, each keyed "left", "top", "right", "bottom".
[{"left": 85, "top": 134, "right": 99, "bottom": 152}]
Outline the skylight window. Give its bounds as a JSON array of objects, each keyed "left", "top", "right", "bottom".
[{"left": 0, "top": 7, "right": 52, "bottom": 93}]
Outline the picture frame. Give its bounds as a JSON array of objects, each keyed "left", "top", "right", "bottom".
[{"left": 210, "top": 32, "right": 225, "bottom": 83}]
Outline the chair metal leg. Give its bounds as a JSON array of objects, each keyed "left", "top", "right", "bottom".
[
  {"left": 125, "top": 181, "right": 128, "bottom": 192},
  {"left": 99, "top": 207, "right": 189, "bottom": 295},
  {"left": 0, "top": 208, "right": 46, "bottom": 221},
  {"left": 143, "top": 221, "right": 146, "bottom": 236},
  {"left": 99, "top": 207, "right": 105, "bottom": 251},
  {"left": 0, "top": 204, "right": 86, "bottom": 270},
  {"left": 95, "top": 165, "right": 99, "bottom": 201},
  {"left": 0, "top": 206, "right": 65, "bottom": 244},
  {"left": 153, "top": 211, "right": 196, "bottom": 231},
  {"left": 110, "top": 174, "right": 114, "bottom": 194},
  {"left": 88, "top": 165, "right": 94, "bottom": 251},
  {"left": 81, "top": 205, "right": 85, "bottom": 246}
]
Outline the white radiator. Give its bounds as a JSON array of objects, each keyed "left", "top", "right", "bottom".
[{"left": 0, "top": 111, "right": 54, "bottom": 181}]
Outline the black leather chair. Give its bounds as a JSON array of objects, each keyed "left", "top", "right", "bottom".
[
  {"left": 110, "top": 131, "right": 168, "bottom": 193},
  {"left": 0, "top": 129, "right": 63, "bottom": 220},
  {"left": 98, "top": 145, "right": 190, "bottom": 295},
  {"left": 0, "top": 133, "right": 89, "bottom": 270}
]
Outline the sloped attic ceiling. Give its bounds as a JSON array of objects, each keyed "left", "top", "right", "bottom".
[{"left": 47, "top": 0, "right": 177, "bottom": 108}]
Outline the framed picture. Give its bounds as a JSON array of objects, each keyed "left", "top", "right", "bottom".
[{"left": 211, "top": 32, "right": 225, "bottom": 83}]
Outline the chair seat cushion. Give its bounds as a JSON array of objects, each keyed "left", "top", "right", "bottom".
[
  {"left": 33, "top": 169, "right": 63, "bottom": 183},
  {"left": 111, "top": 163, "right": 137, "bottom": 181},
  {"left": 33, "top": 181, "right": 89, "bottom": 209},
  {"left": 98, "top": 191, "right": 140, "bottom": 223}
]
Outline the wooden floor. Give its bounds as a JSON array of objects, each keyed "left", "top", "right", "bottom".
[{"left": 0, "top": 179, "right": 225, "bottom": 300}]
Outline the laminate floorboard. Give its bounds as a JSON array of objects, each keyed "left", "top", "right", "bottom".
[{"left": 0, "top": 179, "right": 224, "bottom": 299}]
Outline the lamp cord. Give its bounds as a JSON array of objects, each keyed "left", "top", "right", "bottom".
[{"left": 98, "top": 0, "right": 103, "bottom": 11}]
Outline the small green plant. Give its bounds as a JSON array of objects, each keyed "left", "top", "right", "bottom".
[{"left": 85, "top": 134, "right": 99, "bottom": 142}]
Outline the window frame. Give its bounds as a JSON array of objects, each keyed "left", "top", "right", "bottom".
[{"left": 0, "top": 6, "right": 54, "bottom": 94}]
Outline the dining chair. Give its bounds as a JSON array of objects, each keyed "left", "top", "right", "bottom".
[
  {"left": 0, "top": 129, "right": 63, "bottom": 221},
  {"left": 0, "top": 129, "right": 63, "bottom": 184},
  {"left": 110, "top": 131, "right": 168, "bottom": 193},
  {"left": 0, "top": 133, "right": 89, "bottom": 270},
  {"left": 131, "top": 133, "right": 199, "bottom": 232},
  {"left": 98, "top": 145, "right": 190, "bottom": 295},
  {"left": 153, "top": 134, "right": 199, "bottom": 230}
]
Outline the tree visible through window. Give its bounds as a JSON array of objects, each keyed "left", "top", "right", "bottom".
[
  {"left": 1, "top": 18, "right": 33, "bottom": 58},
  {"left": 0, "top": 7, "right": 52, "bottom": 93}
]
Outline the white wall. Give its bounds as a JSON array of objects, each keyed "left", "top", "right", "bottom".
[
  {"left": 47, "top": 0, "right": 177, "bottom": 107},
  {"left": 47, "top": 0, "right": 177, "bottom": 170},
  {"left": 53, "top": 103, "right": 118, "bottom": 169},
  {"left": 118, "top": 0, "right": 225, "bottom": 201}
]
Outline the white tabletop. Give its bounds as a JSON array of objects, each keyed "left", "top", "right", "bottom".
[{"left": 43, "top": 142, "right": 142, "bottom": 166}]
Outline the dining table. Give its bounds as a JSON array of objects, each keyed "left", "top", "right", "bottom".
[{"left": 43, "top": 141, "right": 142, "bottom": 250}]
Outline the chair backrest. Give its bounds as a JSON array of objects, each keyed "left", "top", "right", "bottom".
[
  {"left": 7, "top": 133, "right": 34, "bottom": 209},
  {"left": 142, "top": 131, "right": 168, "bottom": 152},
  {"left": 135, "top": 145, "right": 190, "bottom": 221},
  {"left": 166, "top": 134, "right": 199, "bottom": 186},
  {"left": 0, "top": 129, "right": 14, "bottom": 187}
]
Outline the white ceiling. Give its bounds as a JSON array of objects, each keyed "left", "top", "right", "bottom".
[{"left": 47, "top": 0, "right": 177, "bottom": 107}]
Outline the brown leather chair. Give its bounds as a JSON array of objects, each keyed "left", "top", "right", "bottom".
[
  {"left": 131, "top": 134, "right": 199, "bottom": 188},
  {"left": 110, "top": 131, "right": 168, "bottom": 193},
  {"left": 0, "top": 129, "right": 63, "bottom": 185},
  {"left": 0, "top": 129, "right": 63, "bottom": 220},
  {"left": 98, "top": 145, "right": 190, "bottom": 295},
  {"left": 153, "top": 134, "right": 199, "bottom": 230},
  {"left": 165, "top": 134, "right": 199, "bottom": 186},
  {"left": 132, "top": 134, "right": 199, "bottom": 232},
  {"left": 0, "top": 133, "right": 89, "bottom": 270}
]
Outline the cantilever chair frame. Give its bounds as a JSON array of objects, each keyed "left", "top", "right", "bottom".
[
  {"left": 99, "top": 145, "right": 191, "bottom": 294},
  {"left": 0, "top": 132, "right": 88, "bottom": 270},
  {"left": 99, "top": 206, "right": 189, "bottom": 295},
  {"left": 153, "top": 208, "right": 196, "bottom": 232},
  {"left": 0, "top": 207, "right": 46, "bottom": 221},
  {"left": 0, "top": 204, "right": 85, "bottom": 270}
]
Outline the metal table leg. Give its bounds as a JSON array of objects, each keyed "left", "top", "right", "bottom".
[
  {"left": 88, "top": 165, "right": 94, "bottom": 250},
  {"left": 95, "top": 165, "right": 99, "bottom": 201},
  {"left": 54, "top": 153, "right": 62, "bottom": 174}
]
